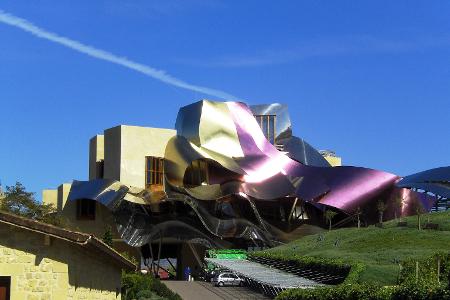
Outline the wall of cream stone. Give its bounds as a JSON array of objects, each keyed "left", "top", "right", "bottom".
[
  {"left": 0, "top": 223, "right": 122, "bottom": 300},
  {"left": 59, "top": 200, "right": 117, "bottom": 239},
  {"left": 119, "top": 125, "right": 175, "bottom": 188},
  {"left": 104, "top": 126, "right": 122, "bottom": 182},
  {"left": 42, "top": 190, "right": 58, "bottom": 209},
  {"left": 102, "top": 125, "right": 175, "bottom": 188},
  {"left": 89, "top": 135, "right": 105, "bottom": 180},
  {"left": 57, "top": 183, "right": 72, "bottom": 213},
  {"left": 43, "top": 182, "right": 126, "bottom": 243}
]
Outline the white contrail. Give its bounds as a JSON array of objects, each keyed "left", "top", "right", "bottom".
[{"left": 0, "top": 9, "right": 239, "bottom": 100}]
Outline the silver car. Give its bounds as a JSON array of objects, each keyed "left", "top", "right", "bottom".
[{"left": 212, "top": 272, "right": 245, "bottom": 287}]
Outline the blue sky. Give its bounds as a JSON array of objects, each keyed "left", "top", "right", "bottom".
[{"left": 0, "top": 1, "right": 449, "bottom": 199}]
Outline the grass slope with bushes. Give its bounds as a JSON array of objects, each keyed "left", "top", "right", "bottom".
[{"left": 255, "top": 211, "right": 450, "bottom": 285}]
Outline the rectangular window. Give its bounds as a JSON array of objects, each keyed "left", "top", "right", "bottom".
[
  {"left": 254, "top": 115, "right": 276, "bottom": 144},
  {"left": 76, "top": 199, "right": 96, "bottom": 220},
  {"left": 96, "top": 160, "right": 104, "bottom": 179},
  {"left": 0, "top": 276, "right": 10, "bottom": 300},
  {"left": 145, "top": 156, "right": 164, "bottom": 189}
]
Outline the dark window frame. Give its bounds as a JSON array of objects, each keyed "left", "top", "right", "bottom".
[
  {"left": 145, "top": 156, "right": 164, "bottom": 189},
  {"left": 254, "top": 114, "right": 276, "bottom": 144},
  {"left": 0, "top": 276, "right": 11, "bottom": 300},
  {"left": 76, "top": 199, "right": 96, "bottom": 220}
]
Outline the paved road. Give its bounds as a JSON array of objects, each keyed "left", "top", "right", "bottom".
[{"left": 163, "top": 281, "right": 271, "bottom": 300}]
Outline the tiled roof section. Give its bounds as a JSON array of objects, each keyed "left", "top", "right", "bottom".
[{"left": 0, "top": 210, "right": 136, "bottom": 271}]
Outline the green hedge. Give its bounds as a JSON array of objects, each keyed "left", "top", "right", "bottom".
[
  {"left": 276, "top": 284, "right": 391, "bottom": 300},
  {"left": 391, "top": 282, "right": 450, "bottom": 300},
  {"left": 398, "top": 252, "right": 450, "bottom": 285},
  {"left": 275, "top": 252, "right": 450, "bottom": 300},
  {"left": 276, "top": 282, "right": 450, "bottom": 300},
  {"left": 122, "top": 271, "right": 181, "bottom": 300}
]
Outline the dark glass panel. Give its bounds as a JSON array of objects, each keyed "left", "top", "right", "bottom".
[
  {"left": 269, "top": 115, "right": 275, "bottom": 144},
  {"left": 147, "top": 157, "right": 152, "bottom": 171},
  {"left": 262, "top": 116, "right": 268, "bottom": 139}
]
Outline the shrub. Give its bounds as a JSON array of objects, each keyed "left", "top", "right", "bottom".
[
  {"left": 276, "top": 284, "right": 389, "bottom": 300},
  {"left": 254, "top": 248, "right": 450, "bottom": 299},
  {"left": 398, "top": 252, "right": 450, "bottom": 285},
  {"left": 122, "top": 271, "right": 181, "bottom": 300},
  {"left": 276, "top": 283, "right": 450, "bottom": 300},
  {"left": 343, "top": 263, "right": 365, "bottom": 284},
  {"left": 391, "top": 281, "right": 450, "bottom": 300},
  {"left": 136, "top": 289, "right": 167, "bottom": 300}
]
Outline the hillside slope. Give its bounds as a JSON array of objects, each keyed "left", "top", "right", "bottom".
[{"left": 261, "top": 211, "right": 450, "bottom": 285}]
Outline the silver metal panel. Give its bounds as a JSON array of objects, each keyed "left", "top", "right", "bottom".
[
  {"left": 278, "top": 136, "right": 331, "bottom": 167},
  {"left": 250, "top": 103, "right": 292, "bottom": 143}
]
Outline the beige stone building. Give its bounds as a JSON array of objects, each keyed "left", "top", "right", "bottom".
[
  {"left": 42, "top": 125, "right": 176, "bottom": 258},
  {"left": 91, "top": 125, "right": 176, "bottom": 187},
  {"left": 0, "top": 211, "right": 135, "bottom": 300}
]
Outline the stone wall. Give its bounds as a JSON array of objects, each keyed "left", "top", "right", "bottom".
[{"left": 0, "top": 223, "right": 122, "bottom": 300}]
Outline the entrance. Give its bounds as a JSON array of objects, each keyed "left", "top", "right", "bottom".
[{"left": 0, "top": 276, "right": 10, "bottom": 300}]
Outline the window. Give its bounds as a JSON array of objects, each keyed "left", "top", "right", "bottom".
[
  {"left": 184, "top": 160, "right": 208, "bottom": 187},
  {"left": 145, "top": 156, "right": 164, "bottom": 189},
  {"left": 254, "top": 115, "right": 276, "bottom": 144},
  {"left": 96, "top": 160, "right": 104, "bottom": 179},
  {"left": 76, "top": 199, "right": 96, "bottom": 220},
  {"left": 0, "top": 276, "right": 10, "bottom": 300}
]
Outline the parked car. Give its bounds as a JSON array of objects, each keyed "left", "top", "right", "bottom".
[
  {"left": 205, "top": 268, "right": 227, "bottom": 282},
  {"left": 212, "top": 272, "right": 245, "bottom": 287}
]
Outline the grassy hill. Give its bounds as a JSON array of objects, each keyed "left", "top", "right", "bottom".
[{"left": 260, "top": 211, "right": 450, "bottom": 285}]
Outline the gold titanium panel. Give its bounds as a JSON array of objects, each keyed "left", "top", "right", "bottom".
[{"left": 198, "top": 100, "right": 244, "bottom": 158}]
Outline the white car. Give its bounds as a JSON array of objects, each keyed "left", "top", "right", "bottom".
[{"left": 212, "top": 272, "right": 245, "bottom": 287}]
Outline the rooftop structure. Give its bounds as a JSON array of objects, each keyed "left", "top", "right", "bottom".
[{"left": 319, "top": 150, "right": 342, "bottom": 167}]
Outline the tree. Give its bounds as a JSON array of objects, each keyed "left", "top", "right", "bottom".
[
  {"left": 0, "top": 182, "right": 63, "bottom": 226},
  {"left": 394, "top": 196, "right": 403, "bottom": 222},
  {"left": 355, "top": 206, "right": 362, "bottom": 229},
  {"left": 324, "top": 210, "right": 337, "bottom": 231},
  {"left": 411, "top": 198, "right": 424, "bottom": 230},
  {"left": 377, "top": 200, "right": 386, "bottom": 224},
  {"left": 102, "top": 226, "right": 114, "bottom": 247}
]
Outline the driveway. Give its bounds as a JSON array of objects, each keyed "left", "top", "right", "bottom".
[{"left": 163, "top": 281, "right": 271, "bottom": 300}]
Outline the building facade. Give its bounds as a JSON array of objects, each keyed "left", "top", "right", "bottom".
[
  {"left": 43, "top": 125, "right": 175, "bottom": 259},
  {"left": 42, "top": 99, "right": 444, "bottom": 280},
  {"left": 66, "top": 100, "right": 437, "bottom": 248},
  {"left": 0, "top": 211, "right": 135, "bottom": 300}
]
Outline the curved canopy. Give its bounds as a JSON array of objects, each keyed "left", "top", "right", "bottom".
[{"left": 396, "top": 167, "right": 450, "bottom": 199}]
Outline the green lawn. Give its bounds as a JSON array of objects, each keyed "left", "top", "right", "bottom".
[{"left": 261, "top": 211, "right": 450, "bottom": 285}]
